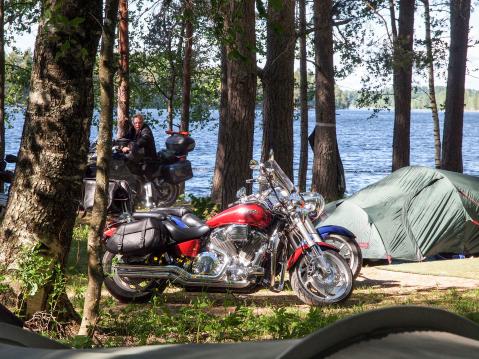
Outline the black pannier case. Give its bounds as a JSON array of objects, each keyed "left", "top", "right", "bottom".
[
  {"left": 82, "top": 179, "right": 132, "bottom": 213},
  {"left": 165, "top": 134, "right": 195, "bottom": 155},
  {"left": 156, "top": 149, "right": 177, "bottom": 164},
  {"left": 106, "top": 218, "right": 166, "bottom": 256},
  {"left": 162, "top": 160, "right": 193, "bottom": 184}
]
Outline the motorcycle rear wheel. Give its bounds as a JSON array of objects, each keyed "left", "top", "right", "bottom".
[
  {"left": 102, "top": 251, "right": 166, "bottom": 303},
  {"left": 322, "top": 234, "right": 362, "bottom": 279},
  {"left": 154, "top": 181, "right": 180, "bottom": 207},
  {"left": 290, "top": 249, "right": 352, "bottom": 306}
]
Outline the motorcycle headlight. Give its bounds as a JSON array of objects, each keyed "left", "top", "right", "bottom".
[{"left": 301, "top": 192, "right": 325, "bottom": 216}]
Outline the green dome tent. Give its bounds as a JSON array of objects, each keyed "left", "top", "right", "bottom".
[{"left": 321, "top": 166, "right": 479, "bottom": 261}]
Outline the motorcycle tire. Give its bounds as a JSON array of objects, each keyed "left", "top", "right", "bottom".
[
  {"left": 290, "top": 249, "right": 353, "bottom": 306},
  {"left": 154, "top": 182, "right": 180, "bottom": 207},
  {"left": 322, "top": 234, "right": 362, "bottom": 279},
  {"left": 102, "top": 251, "right": 166, "bottom": 303}
]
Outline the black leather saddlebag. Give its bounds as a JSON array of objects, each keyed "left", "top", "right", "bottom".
[
  {"left": 162, "top": 160, "right": 193, "bottom": 184},
  {"left": 81, "top": 179, "right": 132, "bottom": 214},
  {"left": 106, "top": 218, "right": 166, "bottom": 256}
]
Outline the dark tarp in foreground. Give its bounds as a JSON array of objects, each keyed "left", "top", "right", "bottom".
[
  {"left": 321, "top": 166, "right": 479, "bottom": 261},
  {"left": 1, "top": 306, "right": 479, "bottom": 358}
]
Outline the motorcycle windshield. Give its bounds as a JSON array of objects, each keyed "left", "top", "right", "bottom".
[{"left": 266, "top": 159, "right": 296, "bottom": 194}]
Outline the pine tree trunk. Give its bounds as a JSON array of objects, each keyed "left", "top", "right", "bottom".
[
  {"left": 261, "top": 0, "right": 295, "bottom": 179},
  {"left": 79, "top": 0, "right": 118, "bottom": 337},
  {"left": 441, "top": 0, "right": 470, "bottom": 172},
  {"left": 0, "top": 0, "right": 5, "bottom": 193},
  {"left": 117, "top": 0, "right": 129, "bottom": 139},
  {"left": 211, "top": 45, "right": 228, "bottom": 204},
  {"left": 422, "top": 0, "right": 441, "bottom": 169},
  {"left": 392, "top": 0, "right": 415, "bottom": 171},
  {"left": 181, "top": 0, "right": 193, "bottom": 133},
  {"left": 0, "top": 0, "right": 102, "bottom": 317},
  {"left": 391, "top": 0, "right": 415, "bottom": 171},
  {"left": 298, "top": 0, "right": 308, "bottom": 192},
  {"left": 211, "top": 1, "right": 256, "bottom": 209},
  {"left": 311, "top": 0, "right": 344, "bottom": 201}
]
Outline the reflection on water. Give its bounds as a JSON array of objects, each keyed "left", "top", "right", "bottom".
[{"left": 5, "top": 109, "right": 479, "bottom": 197}]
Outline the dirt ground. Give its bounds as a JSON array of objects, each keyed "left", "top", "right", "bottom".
[
  {"left": 356, "top": 266, "right": 479, "bottom": 294},
  {"left": 144, "top": 265, "right": 479, "bottom": 315}
]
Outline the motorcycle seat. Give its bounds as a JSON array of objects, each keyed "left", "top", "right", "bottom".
[
  {"left": 132, "top": 208, "right": 193, "bottom": 222},
  {"left": 132, "top": 212, "right": 166, "bottom": 221},
  {"left": 163, "top": 221, "right": 210, "bottom": 242},
  {"left": 150, "top": 207, "right": 192, "bottom": 217},
  {"left": 181, "top": 213, "right": 206, "bottom": 227}
]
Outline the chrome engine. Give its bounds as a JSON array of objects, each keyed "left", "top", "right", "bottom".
[
  {"left": 115, "top": 224, "right": 269, "bottom": 289},
  {"left": 190, "top": 224, "right": 268, "bottom": 281}
]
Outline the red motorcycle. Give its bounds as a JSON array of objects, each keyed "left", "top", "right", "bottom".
[{"left": 102, "top": 158, "right": 353, "bottom": 306}]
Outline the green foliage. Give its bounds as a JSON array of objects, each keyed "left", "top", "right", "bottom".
[
  {"left": 43, "top": 2, "right": 92, "bottom": 63},
  {"left": 4, "top": 0, "right": 41, "bottom": 48},
  {"left": 119, "top": 0, "right": 219, "bottom": 131},
  {"left": 4, "top": 49, "right": 32, "bottom": 126},
  {"left": 73, "top": 224, "right": 89, "bottom": 242},
  {"left": 71, "top": 335, "right": 94, "bottom": 349},
  {"left": 187, "top": 195, "right": 219, "bottom": 219},
  {"left": 358, "top": 86, "right": 479, "bottom": 111},
  {"left": 355, "top": 1, "right": 451, "bottom": 111},
  {"left": 94, "top": 294, "right": 341, "bottom": 346},
  {"left": 0, "top": 274, "right": 9, "bottom": 294},
  {"left": 14, "top": 245, "right": 66, "bottom": 310}
]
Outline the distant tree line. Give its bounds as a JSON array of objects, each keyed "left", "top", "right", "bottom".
[
  {"left": 7, "top": 52, "right": 479, "bottom": 113},
  {"left": 334, "top": 86, "right": 479, "bottom": 111}
]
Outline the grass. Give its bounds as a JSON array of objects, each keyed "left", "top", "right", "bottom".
[
  {"left": 377, "top": 258, "right": 479, "bottom": 279},
  {"left": 58, "top": 224, "right": 479, "bottom": 347}
]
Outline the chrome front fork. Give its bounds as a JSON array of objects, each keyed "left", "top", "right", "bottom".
[
  {"left": 144, "top": 182, "right": 154, "bottom": 208},
  {"left": 292, "top": 213, "right": 331, "bottom": 272}
]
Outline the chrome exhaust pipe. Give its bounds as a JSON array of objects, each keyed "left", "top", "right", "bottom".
[{"left": 115, "top": 263, "right": 252, "bottom": 289}]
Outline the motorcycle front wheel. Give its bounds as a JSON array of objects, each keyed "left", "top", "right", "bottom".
[
  {"left": 290, "top": 249, "right": 353, "bottom": 306},
  {"left": 322, "top": 234, "right": 362, "bottom": 279},
  {"left": 154, "top": 181, "right": 180, "bottom": 207},
  {"left": 102, "top": 251, "right": 166, "bottom": 303}
]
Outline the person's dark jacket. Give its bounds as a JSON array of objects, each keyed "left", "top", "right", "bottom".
[{"left": 126, "top": 124, "right": 157, "bottom": 159}]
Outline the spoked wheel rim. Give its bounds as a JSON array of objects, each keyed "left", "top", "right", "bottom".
[
  {"left": 323, "top": 234, "right": 362, "bottom": 279},
  {"left": 103, "top": 253, "right": 156, "bottom": 294},
  {"left": 154, "top": 181, "right": 179, "bottom": 207},
  {"left": 297, "top": 251, "right": 351, "bottom": 302}
]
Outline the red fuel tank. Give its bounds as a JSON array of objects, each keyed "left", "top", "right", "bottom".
[{"left": 206, "top": 203, "right": 272, "bottom": 229}]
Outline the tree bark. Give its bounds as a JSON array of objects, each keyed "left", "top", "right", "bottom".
[
  {"left": 211, "top": 45, "right": 228, "bottom": 204},
  {"left": 261, "top": 0, "right": 295, "bottom": 179},
  {"left": 441, "top": 0, "right": 470, "bottom": 172},
  {"left": 389, "top": 0, "right": 398, "bottom": 41},
  {"left": 79, "top": 0, "right": 118, "bottom": 337},
  {"left": 311, "top": 0, "right": 344, "bottom": 201},
  {"left": 117, "top": 0, "right": 129, "bottom": 139},
  {"left": 391, "top": 0, "right": 415, "bottom": 171},
  {"left": 211, "top": 0, "right": 256, "bottom": 209},
  {"left": 180, "top": 0, "right": 193, "bottom": 133},
  {"left": 0, "top": 0, "right": 5, "bottom": 193},
  {"left": 0, "top": 0, "right": 102, "bottom": 317},
  {"left": 166, "top": 19, "right": 185, "bottom": 131},
  {"left": 298, "top": 0, "right": 308, "bottom": 192},
  {"left": 422, "top": 0, "right": 441, "bottom": 169}
]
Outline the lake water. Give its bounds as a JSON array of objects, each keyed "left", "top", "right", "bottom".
[{"left": 6, "top": 109, "right": 479, "bottom": 197}]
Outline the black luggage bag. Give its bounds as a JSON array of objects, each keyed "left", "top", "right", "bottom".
[
  {"left": 106, "top": 218, "right": 167, "bottom": 256},
  {"left": 82, "top": 179, "right": 132, "bottom": 214}
]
